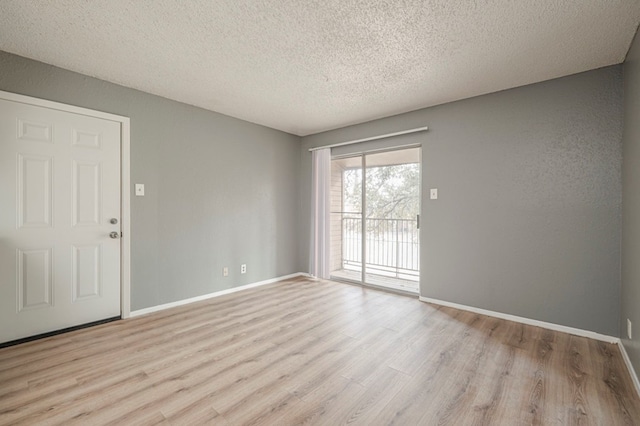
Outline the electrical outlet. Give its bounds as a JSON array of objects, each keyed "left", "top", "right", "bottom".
[
  {"left": 628, "top": 319, "right": 633, "bottom": 340},
  {"left": 241, "top": 264, "right": 247, "bottom": 274},
  {"left": 223, "top": 267, "right": 229, "bottom": 277}
]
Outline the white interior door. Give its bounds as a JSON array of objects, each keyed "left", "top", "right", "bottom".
[{"left": 0, "top": 98, "right": 121, "bottom": 344}]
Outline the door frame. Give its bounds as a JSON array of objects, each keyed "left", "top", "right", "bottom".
[
  {"left": 0, "top": 90, "right": 132, "bottom": 318},
  {"left": 331, "top": 144, "right": 422, "bottom": 294}
]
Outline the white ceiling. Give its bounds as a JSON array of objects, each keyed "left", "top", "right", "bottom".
[{"left": 0, "top": 1, "right": 638, "bottom": 136}]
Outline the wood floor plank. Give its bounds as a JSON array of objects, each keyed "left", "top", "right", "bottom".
[
  {"left": 518, "top": 327, "right": 554, "bottom": 424},
  {"left": 587, "top": 339, "right": 640, "bottom": 424},
  {"left": 1, "top": 276, "right": 638, "bottom": 425},
  {"left": 282, "top": 374, "right": 367, "bottom": 425},
  {"left": 163, "top": 395, "right": 227, "bottom": 425},
  {"left": 341, "top": 366, "right": 412, "bottom": 425}
]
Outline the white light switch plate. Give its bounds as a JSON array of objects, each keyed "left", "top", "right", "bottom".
[
  {"left": 135, "top": 184, "right": 145, "bottom": 196},
  {"left": 430, "top": 188, "right": 438, "bottom": 200}
]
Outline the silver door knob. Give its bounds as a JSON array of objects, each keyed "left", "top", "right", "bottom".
[{"left": 109, "top": 232, "right": 120, "bottom": 239}]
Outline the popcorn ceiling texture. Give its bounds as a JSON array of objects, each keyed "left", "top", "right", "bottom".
[{"left": 0, "top": 0, "right": 638, "bottom": 135}]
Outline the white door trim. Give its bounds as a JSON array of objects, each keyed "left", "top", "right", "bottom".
[{"left": 0, "top": 90, "right": 132, "bottom": 319}]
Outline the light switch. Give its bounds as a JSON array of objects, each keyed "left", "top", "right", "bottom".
[
  {"left": 430, "top": 188, "right": 438, "bottom": 200},
  {"left": 135, "top": 184, "right": 145, "bottom": 196}
]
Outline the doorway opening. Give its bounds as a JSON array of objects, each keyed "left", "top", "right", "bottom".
[{"left": 329, "top": 147, "right": 420, "bottom": 293}]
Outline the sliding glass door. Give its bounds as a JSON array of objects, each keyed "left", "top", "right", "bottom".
[{"left": 330, "top": 147, "right": 421, "bottom": 293}]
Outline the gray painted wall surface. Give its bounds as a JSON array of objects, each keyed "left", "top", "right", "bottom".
[
  {"left": 0, "top": 51, "right": 301, "bottom": 311},
  {"left": 622, "top": 29, "right": 640, "bottom": 376},
  {"left": 301, "top": 66, "right": 623, "bottom": 336}
]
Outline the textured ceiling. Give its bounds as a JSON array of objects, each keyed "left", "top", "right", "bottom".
[{"left": 0, "top": 1, "right": 638, "bottom": 136}]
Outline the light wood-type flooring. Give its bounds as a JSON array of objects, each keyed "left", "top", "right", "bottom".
[{"left": 1, "top": 276, "right": 639, "bottom": 425}]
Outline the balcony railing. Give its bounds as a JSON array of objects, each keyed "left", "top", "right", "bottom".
[{"left": 342, "top": 217, "right": 419, "bottom": 281}]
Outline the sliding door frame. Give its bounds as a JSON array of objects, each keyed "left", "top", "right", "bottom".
[
  {"left": 331, "top": 143, "right": 422, "bottom": 293},
  {"left": 361, "top": 153, "right": 367, "bottom": 285}
]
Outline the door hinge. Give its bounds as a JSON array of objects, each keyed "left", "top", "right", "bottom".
[{"left": 416, "top": 214, "right": 420, "bottom": 229}]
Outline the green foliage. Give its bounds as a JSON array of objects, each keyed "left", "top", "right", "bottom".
[{"left": 343, "top": 163, "right": 419, "bottom": 220}]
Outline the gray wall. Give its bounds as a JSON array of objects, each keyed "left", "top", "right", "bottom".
[
  {"left": 0, "top": 51, "right": 301, "bottom": 311},
  {"left": 622, "top": 29, "right": 640, "bottom": 376},
  {"left": 301, "top": 66, "right": 623, "bottom": 336},
  {"left": 0, "top": 50, "right": 626, "bottom": 338}
]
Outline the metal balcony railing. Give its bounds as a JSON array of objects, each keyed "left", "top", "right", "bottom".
[{"left": 342, "top": 217, "right": 419, "bottom": 281}]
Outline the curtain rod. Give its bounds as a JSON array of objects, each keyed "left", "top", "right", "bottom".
[{"left": 308, "top": 126, "right": 429, "bottom": 151}]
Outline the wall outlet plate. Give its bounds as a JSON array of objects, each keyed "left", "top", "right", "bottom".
[
  {"left": 241, "top": 264, "right": 247, "bottom": 274},
  {"left": 223, "top": 267, "right": 229, "bottom": 277},
  {"left": 430, "top": 188, "right": 438, "bottom": 200}
]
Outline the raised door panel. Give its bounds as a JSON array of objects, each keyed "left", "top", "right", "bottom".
[
  {"left": 72, "top": 244, "right": 102, "bottom": 302},
  {"left": 17, "top": 118, "right": 52, "bottom": 143},
  {"left": 17, "top": 154, "right": 53, "bottom": 228},
  {"left": 17, "top": 248, "right": 53, "bottom": 311},
  {"left": 72, "top": 160, "right": 102, "bottom": 227},
  {"left": 72, "top": 128, "right": 101, "bottom": 149}
]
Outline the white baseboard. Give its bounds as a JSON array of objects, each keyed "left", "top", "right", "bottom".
[
  {"left": 130, "top": 272, "right": 308, "bottom": 318},
  {"left": 418, "top": 296, "right": 619, "bottom": 344},
  {"left": 618, "top": 340, "right": 640, "bottom": 398}
]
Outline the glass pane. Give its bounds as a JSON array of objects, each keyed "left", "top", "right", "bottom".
[
  {"left": 330, "top": 155, "right": 362, "bottom": 281},
  {"left": 364, "top": 148, "right": 420, "bottom": 292}
]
